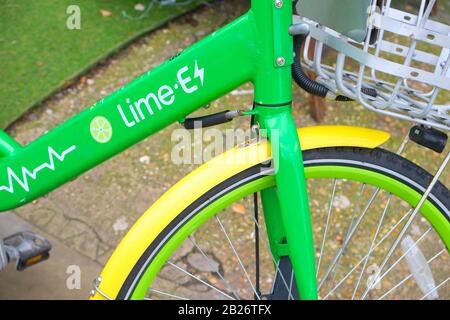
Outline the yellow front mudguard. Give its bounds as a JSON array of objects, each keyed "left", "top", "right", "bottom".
[{"left": 91, "top": 125, "right": 389, "bottom": 299}]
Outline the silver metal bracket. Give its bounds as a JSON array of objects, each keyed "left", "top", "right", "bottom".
[{"left": 289, "top": 21, "right": 310, "bottom": 36}]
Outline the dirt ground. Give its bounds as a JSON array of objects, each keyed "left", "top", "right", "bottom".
[{"left": 2, "top": 0, "right": 449, "bottom": 299}]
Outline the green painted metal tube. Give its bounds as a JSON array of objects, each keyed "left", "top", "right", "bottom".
[
  {"left": 260, "top": 187, "right": 286, "bottom": 259},
  {"left": 0, "top": 130, "right": 22, "bottom": 157},
  {"left": 257, "top": 106, "right": 318, "bottom": 300},
  {"left": 251, "top": 0, "right": 293, "bottom": 105}
]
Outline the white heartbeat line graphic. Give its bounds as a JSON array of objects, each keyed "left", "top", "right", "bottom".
[{"left": 0, "top": 145, "right": 77, "bottom": 194}]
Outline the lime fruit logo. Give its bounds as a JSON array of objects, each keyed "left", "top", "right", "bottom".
[{"left": 90, "top": 116, "right": 113, "bottom": 144}]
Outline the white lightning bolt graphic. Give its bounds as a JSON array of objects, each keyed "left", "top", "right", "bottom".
[
  {"left": 194, "top": 60, "right": 204, "bottom": 86},
  {"left": 0, "top": 145, "right": 77, "bottom": 194}
]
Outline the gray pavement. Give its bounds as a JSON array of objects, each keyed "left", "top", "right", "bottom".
[{"left": 0, "top": 212, "right": 101, "bottom": 299}]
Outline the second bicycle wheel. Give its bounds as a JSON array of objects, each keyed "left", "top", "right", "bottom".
[{"left": 114, "top": 147, "right": 450, "bottom": 300}]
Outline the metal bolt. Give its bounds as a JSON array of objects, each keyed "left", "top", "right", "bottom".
[
  {"left": 275, "top": 0, "right": 283, "bottom": 8},
  {"left": 251, "top": 123, "right": 261, "bottom": 141},
  {"left": 92, "top": 276, "right": 102, "bottom": 287},
  {"left": 276, "top": 57, "right": 285, "bottom": 66}
]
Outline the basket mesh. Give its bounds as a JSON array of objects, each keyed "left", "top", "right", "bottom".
[{"left": 297, "top": 0, "right": 450, "bottom": 131}]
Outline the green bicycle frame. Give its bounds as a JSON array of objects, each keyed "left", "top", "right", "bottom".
[{"left": 0, "top": 0, "right": 317, "bottom": 299}]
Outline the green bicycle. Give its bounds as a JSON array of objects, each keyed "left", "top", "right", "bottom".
[{"left": 0, "top": 0, "right": 448, "bottom": 300}]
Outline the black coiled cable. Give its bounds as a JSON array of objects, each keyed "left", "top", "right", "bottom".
[{"left": 292, "top": 35, "right": 377, "bottom": 101}]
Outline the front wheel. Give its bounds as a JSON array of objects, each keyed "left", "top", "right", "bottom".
[{"left": 115, "top": 147, "right": 450, "bottom": 300}]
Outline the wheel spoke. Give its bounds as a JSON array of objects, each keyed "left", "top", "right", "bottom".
[
  {"left": 289, "top": 269, "right": 295, "bottom": 300},
  {"left": 319, "top": 187, "right": 380, "bottom": 290},
  {"left": 316, "top": 179, "right": 338, "bottom": 277},
  {"left": 322, "top": 133, "right": 412, "bottom": 294},
  {"left": 351, "top": 194, "right": 393, "bottom": 299},
  {"left": 188, "top": 236, "right": 241, "bottom": 299},
  {"left": 378, "top": 248, "right": 445, "bottom": 300},
  {"left": 329, "top": 184, "right": 367, "bottom": 286},
  {"left": 361, "top": 151, "right": 449, "bottom": 299},
  {"left": 269, "top": 260, "right": 280, "bottom": 295},
  {"left": 322, "top": 208, "right": 413, "bottom": 299},
  {"left": 215, "top": 216, "right": 261, "bottom": 300},
  {"left": 362, "top": 227, "right": 432, "bottom": 300},
  {"left": 420, "top": 277, "right": 449, "bottom": 300},
  {"left": 167, "top": 261, "right": 235, "bottom": 300},
  {"left": 148, "top": 288, "right": 189, "bottom": 300}
]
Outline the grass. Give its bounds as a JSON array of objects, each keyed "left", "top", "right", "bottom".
[{"left": 0, "top": 0, "right": 205, "bottom": 129}]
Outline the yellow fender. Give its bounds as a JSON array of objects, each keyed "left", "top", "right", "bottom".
[{"left": 91, "top": 125, "right": 389, "bottom": 299}]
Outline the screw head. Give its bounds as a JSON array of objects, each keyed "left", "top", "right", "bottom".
[
  {"left": 276, "top": 57, "right": 285, "bottom": 66},
  {"left": 275, "top": 0, "right": 283, "bottom": 8},
  {"left": 93, "top": 276, "right": 102, "bottom": 287}
]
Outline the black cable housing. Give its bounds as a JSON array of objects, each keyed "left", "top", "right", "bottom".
[{"left": 292, "top": 35, "right": 378, "bottom": 101}]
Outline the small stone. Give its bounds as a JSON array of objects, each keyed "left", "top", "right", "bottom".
[
  {"left": 187, "top": 252, "right": 219, "bottom": 273},
  {"left": 333, "top": 195, "right": 351, "bottom": 210},
  {"left": 134, "top": 3, "right": 146, "bottom": 11},
  {"left": 171, "top": 239, "right": 194, "bottom": 260},
  {"left": 112, "top": 217, "right": 128, "bottom": 232},
  {"left": 160, "top": 264, "right": 190, "bottom": 284},
  {"left": 139, "top": 155, "right": 150, "bottom": 165},
  {"left": 86, "top": 78, "right": 94, "bottom": 85}
]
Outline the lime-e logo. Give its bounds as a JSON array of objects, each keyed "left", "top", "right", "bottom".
[
  {"left": 117, "top": 60, "right": 205, "bottom": 128},
  {"left": 90, "top": 116, "right": 113, "bottom": 144}
]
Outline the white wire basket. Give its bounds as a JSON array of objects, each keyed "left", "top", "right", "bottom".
[{"left": 295, "top": 0, "right": 450, "bottom": 131}]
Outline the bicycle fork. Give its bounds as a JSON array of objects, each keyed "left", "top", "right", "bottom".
[{"left": 255, "top": 106, "right": 318, "bottom": 300}]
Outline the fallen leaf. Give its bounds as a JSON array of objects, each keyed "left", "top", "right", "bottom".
[
  {"left": 335, "top": 235, "right": 343, "bottom": 245},
  {"left": 232, "top": 203, "right": 246, "bottom": 214},
  {"left": 100, "top": 9, "right": 112, "bottom": 17}
]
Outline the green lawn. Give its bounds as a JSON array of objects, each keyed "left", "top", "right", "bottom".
[{"left": 0, "top": 0, "right": 205, "bottom": 129}]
